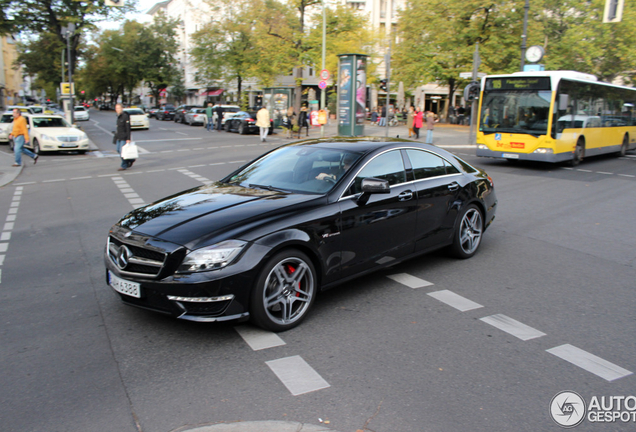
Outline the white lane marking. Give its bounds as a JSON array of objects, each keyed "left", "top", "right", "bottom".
[
  {"left": 6, "top": 215, "right": 16, "bottom": 222},
  {"left": 387, "top": 273, "right": 434, "bottom": 289},
  {"left": 577, "top": 169, "right": 592, "bottom": 172},
  {"left": 0, "top": 187, "right": 23, "bottom": 284},
  {"left": 3, "top": 223, "right": 14, "bottom": 231},
  {"left": 112, "top": 177, "right": 146, "bottom": 208},
  {"left": 43, "top": 179, "right": 65, "bottom": 183},
  {"left": 135, "top": 138, "right": 202, "bottom": 142},
  {"left": 98, "top": 174, "right": 119, "bottom": 177},
  {"left": 14, "top": 182, "right": 36, "bottom": 185},
  {"left": 547, "top": 344, "right": 633, "bottom": 382},
  {"left": 618, "top": 174, "right": 636, "bottom": 178},
  {"left": 596, "top": 171, "right": 613, "bottom": 175},
  {"left": 427, "top": 290, "right": 483, "bottom": 311},
  {"left": 228, "top": 160, "right": 247, "bottom": 164},
  {"left": 71, "top": 176, "right": 93, "bottom": 180},
  {"left": 209, "top": 162, "right": 226, "bottom": 166},
  {"left": 266, "top": 355, "right": 330, "bottom": 396},
  {"left": 0, "top": 256, "right": 4, "bottom": 266},
  {"left": 480, "top": 314, "right": 546, "bottom": 341},
  {"left": 7, "top": 208, "right": 17, "bottom": 214},
  {"left": 175, "top": 131, "right": 188, "bottom": 136},
  {"left": 562, "top": 167, "right": 573, "bottom": 170},
  {"left": 0, "top": 243, "right": 7, "bottom": 253},
  {"left": 188, "top": 164, "right": 206, "bottom": 168},
  {"left": 0, "top": 232, "right": 10, "bottom": 241},
  {"left": 177, "top": 169, "right": 211, "bottom": 183},
  {"left": 235, "top": 325, "right": 286, "bottom": 351},
  {"left": 146, "top": 169, "right": 166, "bottom": 173}
]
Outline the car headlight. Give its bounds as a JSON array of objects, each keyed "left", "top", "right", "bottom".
[
  {"left": 177, "top": 240, "right": 247, "bottom": 273},
  {"left": 79, "top": 132, "right": 87, "bottom": 140},
  {"left": 41, "top": 134, "right": 52, "bottom": 141}
]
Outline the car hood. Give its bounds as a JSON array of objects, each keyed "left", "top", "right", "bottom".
[
  {"left": 117, "top": 182, "right": 319, "bottom": 249},
  {"left": 129, "top": 115, "right": 147, "bottom": 121},
  {"left": 35, "top": 127, "right": 84, "bottom": 137}
]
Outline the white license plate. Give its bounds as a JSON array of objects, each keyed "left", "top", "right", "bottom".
[
  {"left": 108, "top": 270, "right": 141, "bottom": 298},
  {"left": 502, "top": 153, "right": 520, "bottom": 159},
  {"left": 60, "top": 143, "right": 78, "bottom": 148}
]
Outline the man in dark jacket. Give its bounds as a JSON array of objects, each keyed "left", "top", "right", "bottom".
[
  {"left": 215, "top": 105, "right": 224, "bottom": 131},
  {"left": 114, "top": 103, "right": 132, "bottom": 171}
]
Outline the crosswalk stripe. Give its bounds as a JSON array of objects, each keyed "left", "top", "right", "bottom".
[
  {"left": 266, "top": 355, "right": 330, "bottom": 396},
  {"left": 387, "top": 273, "right": 434, "bottom": 289},
  {"left": 235, "top": 325, "right": 285, "bottom": 351}
]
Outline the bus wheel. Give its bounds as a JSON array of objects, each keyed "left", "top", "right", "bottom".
[
  {"left": 618, "top": 134, "right": 629, "bottom": 157},
  {"left": 569, "top": 139, "right": 584, "bottom": 167}
]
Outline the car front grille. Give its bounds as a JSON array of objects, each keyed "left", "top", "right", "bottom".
[
  {"left": 108, "top": 236, "right": 167, "bottom": 278},
  {"left": 57, "top": 136, "right": 79, "bottom": 142}
]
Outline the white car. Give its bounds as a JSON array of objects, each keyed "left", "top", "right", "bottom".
[
  {"left": 0, "top": 111, "right": 13, "bottom": 143},
  {"left": 211, "top": 104, "right": 240, "bottom": 126},
  {"left": 10, "top": 114, "right": 90, "bottom": 154},
  {"left": 124, "top": 108, "right": 150, "bottom": 130},
  {"left": 74, "top": 106, "right": 90, "bottom": 121}
]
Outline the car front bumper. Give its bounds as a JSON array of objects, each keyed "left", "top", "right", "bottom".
[{"left": 476, "top": 146, "right": 573, "bottom": 163}]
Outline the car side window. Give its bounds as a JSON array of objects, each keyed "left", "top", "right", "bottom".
[
  {"left": 346, "top": 150, "right": 406, "bottom": 195},
  {"left": 406, "top": 149, "right": 459, "bottom": 179}
]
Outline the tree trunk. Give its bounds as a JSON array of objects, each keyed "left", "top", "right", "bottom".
[{"left": 447, "top": 78, "right": 456, "bottom": 122}]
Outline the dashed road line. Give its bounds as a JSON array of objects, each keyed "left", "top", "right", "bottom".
[
  {"left": 266, "top": 355, "right": 330, "bottom": 396},
  {"left": 480, "top": 314, "right": 546, "bottom": 341},
  {"left": 387, "top": 273, "right": 434, "bottom": 289},
  {"left": 112, "top": 177, "right": 145, "bottom": 209},
  {"left": 235, "top": 326, "right": 286, "bottom": 351},
  {"left": 547, "top": 344, "right": 633, "bottom": 382},
  {"left": 427, "top": 290, "right": 483, "bottom": 311},
  {"left": 177, "top": 169, "right": 211, "bottom": 184},
  {"left": 0, "top": 186, "right": 23, "bottom": 283}
]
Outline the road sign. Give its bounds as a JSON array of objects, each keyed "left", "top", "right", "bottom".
[
  {"left": 460, "top": 72, "right": 486, "bottom": 79},
  {"left": 320, "top": 69, "right": 330, "bottom": 81},
  {"left": 60, "top": 82, "right": 75, "bottom": 95},
  {"left": 318, "top": 80, "right": 327, "bottom": 90}
]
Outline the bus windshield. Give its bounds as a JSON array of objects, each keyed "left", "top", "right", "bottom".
[{"left": 479, "top": 89, "right": 552, "bottom": 136}]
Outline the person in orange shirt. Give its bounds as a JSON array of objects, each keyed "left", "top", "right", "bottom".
[{"left": 9, "top": 109, "right": 38, "bottom": 167}]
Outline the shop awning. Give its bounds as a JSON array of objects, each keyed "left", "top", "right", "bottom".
[{"left": 200, "top": 89, "right": 224, "bottom": 96}]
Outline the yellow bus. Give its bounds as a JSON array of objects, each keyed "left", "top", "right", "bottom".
[{"left": 475, "top": 70, "right": 636, "bottom": 165}]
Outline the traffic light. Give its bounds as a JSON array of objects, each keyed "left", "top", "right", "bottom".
[
  {"left": 464, "top": 81, "right": 480, "bottom": 102},
  {"left": 379, "top": 79, "right": 387, "bottom": 91}
]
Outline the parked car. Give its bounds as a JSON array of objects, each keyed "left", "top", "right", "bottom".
[
  {"left": 99, "top": 103, "right": 113, "bottom": 111},
  {"left": 104, "top": 138, "right": 497, "bottom": 331},
  {"left": 174, "top": 105, "right": 198, "bottom": 123},
  {"left": 157, "top": 104, "right": 176, "bottom": 121},
  {"left": 0, "top": 111, "right": 12, "bottom": 143},
  {"left": 124, "top": 108, "right": 150, "bottom": 130},
  {"left": 10, "top": 114, "right": 89, "bottom": 154},
  {"left": 148, "top": 107, "right": 161, "bottom": 118},
  {"left": 73, "top": 105, "right": 90, "bottom": 121},
  {"left": 224, "top": 111, "right": 265, "bottom": 134},
  {"left": 211, "top": 104, "right": 241, "bottom": 127},
  {"left": 184, "top": 108, "right": 207, "bottom": 125}
]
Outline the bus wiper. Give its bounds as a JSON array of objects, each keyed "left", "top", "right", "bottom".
[{"left": 248, "top": 184, "right": 290, "bottom": 193}]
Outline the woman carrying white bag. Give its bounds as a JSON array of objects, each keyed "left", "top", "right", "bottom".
[{"left": 114, "top": 103, "right": 137, "bottom": 171}]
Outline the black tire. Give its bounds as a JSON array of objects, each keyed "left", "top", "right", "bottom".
[
  {"left": 450, "top": 204, "right": 484, "bottom": 259},
  {"left": 618, "top": 134, "right": 629, "bottom": 157},
  {"left": 32, "top": 138, "right": 40, "bottom": 155},
  {"left": 78, "top": 150, "right": 87, "bottom": 155},
  {"left": 239, "top": 123, "right": 246, "bottom": 135},
  {"left": 225, "top": 122, "right": 231, "bottom": 132},
  {"left": 250, "top": 249, "right": 317, "bottom": 332},
  {"left": 569, "top": 138, "right": 584, "bottom": 166}
]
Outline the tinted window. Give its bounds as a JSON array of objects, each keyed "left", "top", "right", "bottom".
[
  {"left": 406, "top": 150, "right": 448, "bottom": 179},
  {"left": 1, "top": 114, "right": 12, "bottom": 123},
  {"left": 32, "top": 117, "right": 70, "bottom": 128},
  {"left": 125, "top": 109, "right": 144, "bottom": 115},
  {"left": 347, "top": 150, "right": 406, "bottom": 195},
  {"left": 74, "top": 107, "right": 86, "bottom": 112}
]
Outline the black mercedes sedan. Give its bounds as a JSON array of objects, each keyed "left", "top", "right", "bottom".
[
  {"left": 105, "top": 138, "right": 497, "bottom": 331},
  {"left": 224, "top": 111, "right": 261, "bottom": 134}
]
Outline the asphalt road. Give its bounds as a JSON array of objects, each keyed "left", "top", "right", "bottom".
[{"left": 1, "top": 109, "right": 635, "bottom": 432}]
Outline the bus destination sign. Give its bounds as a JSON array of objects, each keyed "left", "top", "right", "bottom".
[{"left": 486, "top": 77, "right": 551, "bottom": 91}]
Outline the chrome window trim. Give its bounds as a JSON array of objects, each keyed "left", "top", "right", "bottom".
[{"left": 338, "top": 147, "right": 464, "bottom": 201}]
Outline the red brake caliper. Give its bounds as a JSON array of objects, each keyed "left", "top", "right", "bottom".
[{"left": 285, "top": 263, "right": 301, "bottom": 296}]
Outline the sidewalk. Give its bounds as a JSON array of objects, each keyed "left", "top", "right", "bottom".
[{"left": 0, "top": 148, "right": 22, "bottom": 188}]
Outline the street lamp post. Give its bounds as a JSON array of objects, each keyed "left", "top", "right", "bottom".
[
  {"left": 320, "top": 0, "right": 326, "bottom": 137},
  {"left": 63, "top": 24, "right": 76, "bottom": 123},
  {"left": 520, "top": 0, "right": 530, "bottom": 70}
]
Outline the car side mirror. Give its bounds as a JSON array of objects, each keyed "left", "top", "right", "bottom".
[{"left": 357, "top": 177, "right": 390, "bottom": 205}]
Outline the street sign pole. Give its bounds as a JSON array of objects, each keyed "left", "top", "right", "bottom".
[
  {"left": 320, "top": 0, "right": 326, "bottom": 137},
  {"left": 469, "top": 42, "right": 480, "bottom": 146},
  {"left": 385, "top": 39, "right": 391, "bottom": 138}
]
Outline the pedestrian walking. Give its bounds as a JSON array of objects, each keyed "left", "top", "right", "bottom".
[
  {"left": 378, "top": 105, "right": 387, "bottom": 127},
  {"left": 9, "top": 108, "right": 38, "bottom": 167},
  {"left": 413, "top": 108, "right": 423, "bottom": 139},
  {"left": 297, "top": 107, "right": 309, "bottom": 137},
  {"left": 425, "top": 111, "right": 438, "bottom": 144},
  {"left": 114, "top": 103, "right": 133, "bottom": 171},
  {"left": 370, "top": 109, "right": 378, "bottom": 124},
  {"left": 205, "top": 102, "right": 214, "bottom": 131},
  {"left": 256, "top": 106, "right": 270, "bottom": 142},
  {"left": 286, "top": 107, "right": 296, "bottom": 138},
  {"left": 406, "top": 106, "right": 414, "bottom": 138},
  {"left": 215, "top": 105, "right": 224, "bottom": 131}
]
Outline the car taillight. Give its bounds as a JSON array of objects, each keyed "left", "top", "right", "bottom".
[
  {"left": 246, "top": 118, "right": 254, "bottom": 121},
  {"left": 487, "top": 175, "right": 494, "bottom": 187}
]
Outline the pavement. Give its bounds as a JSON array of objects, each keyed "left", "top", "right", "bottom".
[
  {"left": 0, "top": 147, "right": 22, "bottom": 188},
  {"left": 175, "top": 421, "right": 339, "bottom": 432}
]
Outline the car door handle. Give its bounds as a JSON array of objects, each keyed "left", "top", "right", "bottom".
[
  {"left": 448, "top": 182, "right": 460, "bottom": 191},
  {"left": 398, "top": 190, "right": 413, "bottom": 201}
]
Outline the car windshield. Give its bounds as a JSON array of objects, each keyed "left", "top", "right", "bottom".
[
  {"left": 125, "top": 109, "right": 144, "bottom": 115},
  {"left": 74, "top": 107, "right": 86, "bottom": 112},
  {"left": 191, "top": 108, "right": 205, "bottom": 113},
  {"left": 227, "top": 146, "right": 363, "bottom": 194},
  {"left": 1, "top": 114, "right": 12, "bottom": 123},
  {"left": 30, "top": 107, "right": 44, "bottom": 113},
  {"left": 32, "top": 117, "right": 70, "bottom": 128}
]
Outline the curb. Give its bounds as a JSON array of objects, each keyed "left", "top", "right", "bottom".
[
  {"left": 174, "top": 421, "right": 339, "bottom": 432},
  {"left": 0, "top": 149, "right": 21, "bottom": 188}
]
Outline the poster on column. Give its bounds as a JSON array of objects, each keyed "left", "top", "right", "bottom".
[
  {"left": 338, "top": 59, "right": 352, "bottom": 126},
  {"left": 355, "top": 57, "right": 367, "bottom": 125}
]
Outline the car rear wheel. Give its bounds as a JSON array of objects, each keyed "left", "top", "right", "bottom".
[
  {"left": 569, "top": 138, "right": 584, "bottom": 166},
  {"left": 450, "top": 204, "right": 483, "bottom": 259},
  {"left": 239, "top": 123, "right": 246, "bottom": 135},
  {"left": 250, "top": 249, "right": 317, "bottom": 332},
  {"left": 618, "top": 134, "right": 629, "bottom": 157}
]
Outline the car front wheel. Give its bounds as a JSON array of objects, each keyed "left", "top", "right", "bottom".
[
  {"left": 250, "top": 250, "right": 317, "bottom": 332},
  {"left": 450, "top": 204, "right": 483, "bottom": 259},
  {"left": 32, "top": 138, "right": 40, "bottom": 154}
]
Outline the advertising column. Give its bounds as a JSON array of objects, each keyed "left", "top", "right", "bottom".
[{"left": 337, "top": 54, "right": 367, "bottom": 136}]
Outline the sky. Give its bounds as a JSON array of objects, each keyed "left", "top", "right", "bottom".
[{"left": 97, "top": 0, "right": 158, "bottom": 30}]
